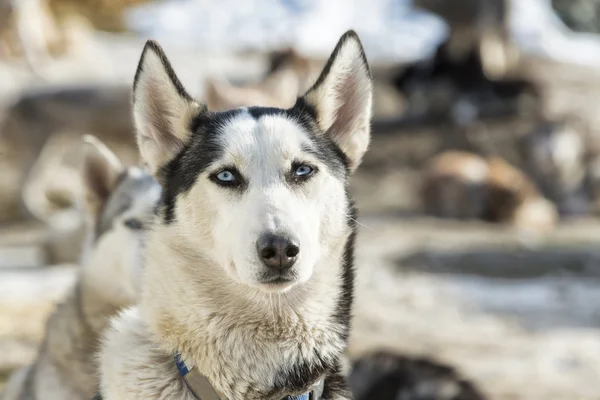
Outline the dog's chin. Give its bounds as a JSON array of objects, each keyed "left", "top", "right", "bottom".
[
  {"left": 255, "top": 277, "right": 298, "bottom": 293},
  {"left": 245, "top": 269, "right": 304, "bottom": 293}
]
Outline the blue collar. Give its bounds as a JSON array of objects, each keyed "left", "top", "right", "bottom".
[{"left": 175, "top": 353, "right": 320, "bottom": 400}]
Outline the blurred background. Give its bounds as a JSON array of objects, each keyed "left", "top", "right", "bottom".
[{"left": 2, "top": 0, "right": 600, "bottom": 398}]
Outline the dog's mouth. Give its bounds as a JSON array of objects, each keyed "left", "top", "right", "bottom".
[{"left": 257, "top": 271, "right": 298, "bottom": 292}]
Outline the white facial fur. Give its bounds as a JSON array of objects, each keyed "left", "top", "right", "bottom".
[{"left": 174, "top": 111, "right": 349, "bottom": 292}]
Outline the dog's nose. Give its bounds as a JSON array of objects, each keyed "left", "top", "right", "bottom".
[{"left": 256, "top": 233, "right": 300, "bottom": 271}]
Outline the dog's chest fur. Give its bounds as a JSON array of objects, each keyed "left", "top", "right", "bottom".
[
  {"left": 182, "top": 310, "right": 345, "bottom": 398},
  {"left": 103, "top": 303, "right": 348, "bottom": 400},
  {"left": 132, "top": 202, "right": 355, "bottom": 399}
]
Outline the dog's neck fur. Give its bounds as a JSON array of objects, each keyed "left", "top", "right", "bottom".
[{"left": 138, "top": 213, "right": 355, "bottom": 399}]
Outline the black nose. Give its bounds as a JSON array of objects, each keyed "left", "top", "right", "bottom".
[{"left": 256, "top": 233, "right": 300, "bottom": 271}]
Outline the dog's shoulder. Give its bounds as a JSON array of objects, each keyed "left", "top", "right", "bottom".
[{"left": 99, "top": 307, "right": 195, "bottom": 400}]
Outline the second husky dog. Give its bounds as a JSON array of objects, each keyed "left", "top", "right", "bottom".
[
  {"left": 98, "top": 30, "right": 372, "bottom": 400},
  {"left": 1, "top": 136, "right": 161, "bottom": 400}
]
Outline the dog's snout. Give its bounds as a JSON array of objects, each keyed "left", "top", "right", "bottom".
[{"left": 256, "top": 233, "right": 299, "bottom": 270}]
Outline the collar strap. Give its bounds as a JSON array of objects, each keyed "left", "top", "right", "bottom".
[{"left": 175, "top": 353, "right": 323, "bottom": 400}]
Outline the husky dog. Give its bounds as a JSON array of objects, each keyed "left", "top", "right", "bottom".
[
  {"left": 98, "top": 30, "right": 372, "bottom": 400},
  {"left": 1, "top": 136, "right": 161, "bottom": 400}
]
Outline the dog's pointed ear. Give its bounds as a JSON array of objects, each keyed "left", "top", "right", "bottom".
[
  {"left": 133, "top": 40, "right": 204, "bottom": 175},
  {"left": 301, "top": 31, "right": 372, "bottom": 172},
  {"left": 81, "top": 135, "right": 123, "bottom": 215}
]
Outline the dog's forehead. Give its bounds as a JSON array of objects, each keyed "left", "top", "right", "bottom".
[{"left": 216, "top": 108, "right": 313, "bottom": 160}]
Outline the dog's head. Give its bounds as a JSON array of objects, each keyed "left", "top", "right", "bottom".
[
  {"left": 80, "top": 136, "right": 161, "bottom": 305},
  {"left": 133, "top": 31, "right": 371, "bottom": 294}
]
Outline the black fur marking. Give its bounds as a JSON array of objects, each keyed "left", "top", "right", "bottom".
[
  {"left": 245, "top": 106, "right": 284, "bottom": 121},
  {"left": 288, "top": 97, "right": 318, "bottom": 130},
  {"left": 268, "top": 350, "right": 332, "bottom": 398},
  {"left": 331, "top": 191, "right": 357, "bottom": 342},
  {"left": 133, "top": 40, "right": 193, "bottom": 103},
  {"left": 159, "top": 109, "right": 244, "bottom": 223},
  {"left": 321, "top": 364, "right": 352, "bottom": 400},
  {"left": 245, "top": 103, "right": 316, "bottom": 136},
  {"left": 91, "top": 392, "right": 103, "bottom": 400}
]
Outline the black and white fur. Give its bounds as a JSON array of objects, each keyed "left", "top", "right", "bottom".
[
  {"left": 97, "top": 31, "right": 372, "bottom": 400},
  {"left": 1, "top": 136, "right": 161, "bottom": 400}
]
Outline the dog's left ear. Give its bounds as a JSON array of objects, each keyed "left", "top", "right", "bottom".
[
  {"left": 132, "top": 40, "right": 205, "bottom": 176},
  {"left": 301, "top": 30, "right": 372, "bottom": 172}
]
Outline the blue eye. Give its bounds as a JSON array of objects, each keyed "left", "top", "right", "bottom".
[
  {"left": 295, "top": 165, "right": 313, "bottom": 176},
  {"left": 217, "top": 170, "right": 235, "bottom": 182},
  {"left": 211, "top": 167, "right": 244, "bottom": 188}
]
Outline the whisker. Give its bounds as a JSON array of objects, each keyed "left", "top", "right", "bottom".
[{"left": 344, "top": 213, "right": 374, "bottom": 231}]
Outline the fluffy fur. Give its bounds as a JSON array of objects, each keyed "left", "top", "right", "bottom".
[
  {"left": 0, "top": 137, "right": 161, "bottom": 400},
  {"left": 98, "top": 30, "right": 372, "bottom": 400}
]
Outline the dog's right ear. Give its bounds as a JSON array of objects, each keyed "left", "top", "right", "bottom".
[
  {"left": 132, "top": 40, "right": 204, "bottom": 175},
  {"left": 301, "top": 31, "right": 372, "bottom": 173},
  {"left": 81, "top": 135, "right": 123, "bottom": 216}
]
